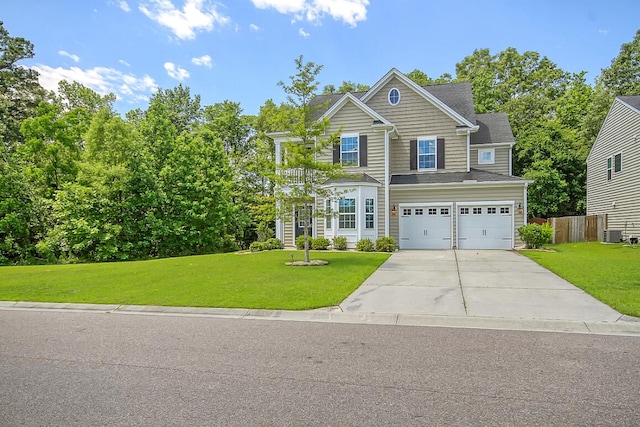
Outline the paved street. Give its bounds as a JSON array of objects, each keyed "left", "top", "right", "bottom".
[{"left": 1, "top": 310, "right": 639, "bottom": 426}]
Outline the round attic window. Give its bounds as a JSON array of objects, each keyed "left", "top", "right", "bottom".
[{"left": 388, "top": 88, "right": 400, "bottom": 105}]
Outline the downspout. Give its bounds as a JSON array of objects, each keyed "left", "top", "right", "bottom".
[
  {"left": 466, "top": 130, "right": 471, "bottom": 172},
  {"left": 523, "top": 182, "right": 528, "bottom": 226},
  {"left": 275, "top": 140, "right": 282, "bottom": 241},
  {"left": 509, "top": 145, "right": 513, "bottom": 175},
  {"left": 384, "top": 129, "right": 390, "bottom": 237}
]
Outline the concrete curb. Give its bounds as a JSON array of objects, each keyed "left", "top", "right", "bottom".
[{"left": 2, "top": 301, "right": 640, "bottom": 337}]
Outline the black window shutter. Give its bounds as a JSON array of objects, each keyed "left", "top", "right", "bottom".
[
  {"left": 359, "top": 135, "right": 367, "bottom": 167},
  {"left": 333, "top": 142, "right": 340, "bottom": 164},
  {"left": 409, "top": 139, "right": 417, "bottom": 170},
  {"left": 437, "top": 137, "right": 445, "bottom": 169}
]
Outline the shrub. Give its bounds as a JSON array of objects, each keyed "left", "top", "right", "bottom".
[
  {"left": 332, "top": 236, "right": 348, "bottom": 250},
  {"left": 249, "top": 241, "right": 268, "bottom": 252},
  {"left": 255, "top": 222, "right": 273, "bottom": 242},
  {"left": 312, "top": 237, "right": 330, "bottom": 250},
  {"left": 265, "top": 238, "right": 283, "bottom": 250},
  {"left": 356, "top": 238, "right": 375, "bottom": 252},
  {"left": 518, "top": 223, "right": 553, "bottom": 249},
  {"left": 375, "top": 236, "right": 396, "bottom": 252},
  {"left": 295, "top": 235, "right": 314, "bottom": 250}
]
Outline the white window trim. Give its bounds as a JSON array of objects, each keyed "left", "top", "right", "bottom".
[
  {"left": 417, "top": 135, "right": 437, "bottom": 171},
  {"left": 388, "top": 88, "right": 401, "bottom": 106},
  {"left": 478, "top": 148, "right": 495, "bottom": 165},
  {"left": 338, "top": 198, "right": 357, "bottom": 230},
  {"left": 340, "top": 133, "right": 359, "bottom": 167}
]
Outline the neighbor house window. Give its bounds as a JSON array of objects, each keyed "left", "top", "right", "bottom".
[
  {"left": 607, "top": 157, "right": 612, "bottom": 181},
  {"left": 418, "top": 136, "right": 437, "bottom": 170},
  {"left": 325, "top": 199, "right": 332, "bottom": 229},
  {"left": 365, "top": 198, "right": 375, "bottom": 229},
  {"left": 614, "top": 153, "right": 622, "bottom": 172},
  {"left": 341, "top": 134, "right": 359, "bottom": 166},
  {"left": 339, "top": 198, "right": 356, "bottom": 229},
  {"left": 478, "top": 149, "right": 495, "bottom": 165},
  {"left": 388, "top": 88, "right": 400, "bottom": 105}
]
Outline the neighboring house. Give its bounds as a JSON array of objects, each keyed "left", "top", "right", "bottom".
[
  {"left": 270, "top": 69, "right": 530, "bottom": 250},
  {"left": 586, "top": 95, "right": 640, "bottom": 241}
]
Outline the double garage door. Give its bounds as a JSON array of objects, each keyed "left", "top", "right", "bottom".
[{"left": 399, "top": 204, "right": 513, "bottom": 250}]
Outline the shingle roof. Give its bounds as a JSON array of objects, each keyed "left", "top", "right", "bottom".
[
  {"left": 390, "top": 169, "right": 527, "bottom": 185},
  {"left": 618, "top": 95, "right": 640, "bottom": 112},
  {"left": 472, "top": 113, "right": 515, "bottom": 145},
  {"left": 422, "top": 82, "right": 476, "bottom": 123},
  {"left": 328, "top": 173, "right": 381, "bottom": 185}
]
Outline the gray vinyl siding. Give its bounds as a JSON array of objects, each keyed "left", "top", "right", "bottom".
[
  {"left": 365, "top": 77, "right": 468, "bottom": 174},
  {"left": 471, "top": 146, "right": 511, "bottom": 175},
  {"left": 318, "top": 101, "right": 385, "bottom": 183},
  {"left": 389, "top": 184, "right": 527, "bottom": 247},
  {"left": 586, "top": 100, "right": 640, "bottom": 239}
]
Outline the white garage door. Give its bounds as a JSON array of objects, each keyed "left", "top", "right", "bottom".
[
  {"left": 399, "top": 206, "right": 452, "bottom": 249},
  {"left": 457, "top": 205, "right": 512, "bottom": 249}
]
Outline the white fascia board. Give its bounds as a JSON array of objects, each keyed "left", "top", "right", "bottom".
[
  {"left": 586, "top": 98, "right": 621, "bottom": 163},
  {"left": 321, "top": 92, "right": 393, "bottom": 125},
  {"left": 360, "top": 68, "right": 476, "bottom": 128},
  {"left": 391, "top": 180, "right": 531, "bottom": 189},
  {"left": 470, "top": 141, "right": 515, "bottom": 148}
]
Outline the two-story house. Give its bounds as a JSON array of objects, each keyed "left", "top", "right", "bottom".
[
  {"left": 271, "top": 69, "right": 530, "bottom": 250},
  {"left": 586, "top": 96, "right": 640, "bottom": 241}
]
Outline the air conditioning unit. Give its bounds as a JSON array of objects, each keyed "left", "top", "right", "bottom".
[{"left": 604, "top": 230, "right": 622, "bottom": 243}]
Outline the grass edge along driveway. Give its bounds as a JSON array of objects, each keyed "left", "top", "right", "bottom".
[
  {"left": 0, "top": 251, "right": 390, "bottom": 310},
  {"left": 521, "top": 242, "right": 640, "bottom": 317}
]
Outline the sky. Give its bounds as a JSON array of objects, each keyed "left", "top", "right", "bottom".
[{"left": 2, "top": 0, "right": 639, "bottom": 117}]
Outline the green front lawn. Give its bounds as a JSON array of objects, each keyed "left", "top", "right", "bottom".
[
  {"left": 521, "top": 242, "right": 640, "bottom": 317},
  {"left": 0, "top": 251, "right": 389, "bottom": 310}
]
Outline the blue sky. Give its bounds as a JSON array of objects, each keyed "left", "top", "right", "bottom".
[{"left": 1, "top": 1, "right": 639, "bottom": 116}]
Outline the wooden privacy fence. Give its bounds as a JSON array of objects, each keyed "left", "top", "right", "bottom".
[{"left": 547, "top": 214, "right": 607, "bottom": 244}]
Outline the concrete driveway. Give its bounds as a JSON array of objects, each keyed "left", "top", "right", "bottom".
[{"left": 340, "top": 250, "right": 622, "bottom": 322}]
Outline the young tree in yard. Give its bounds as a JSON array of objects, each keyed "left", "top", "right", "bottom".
[{"left": 275, "top": 56, "right": 344, "bottom": 263}]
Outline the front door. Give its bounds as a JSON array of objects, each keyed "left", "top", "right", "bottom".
[{"left": 294, "top": 206, "right": 313, "bottom": 238}]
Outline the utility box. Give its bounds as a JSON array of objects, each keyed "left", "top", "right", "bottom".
[{"left": 604, "top": 230, "right": 622, "bottom": 243}]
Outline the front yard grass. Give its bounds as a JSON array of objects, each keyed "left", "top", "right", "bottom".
[
  {"left": 521, "top": 242, "right": 640, "bottom": 317},
  {"left": 0, "top": 251, "right": 389, "bottom": 310}
]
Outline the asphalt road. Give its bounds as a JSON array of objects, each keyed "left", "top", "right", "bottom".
[{"left": 1, "top": 310, "right": 639, "bottom": 426}]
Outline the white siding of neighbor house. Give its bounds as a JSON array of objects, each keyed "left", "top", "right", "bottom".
[
  {"left": 389, "top": 184, "right": 527, "bottom": 247},
  {"left": 365, "top": 77, "right": 469, "bottom": 174},
  {"left": 470, "top": 146, "right": 511, "bottom": 175},
  {"left": 587, "top": 99, "right": 640, "bottom": 239}
]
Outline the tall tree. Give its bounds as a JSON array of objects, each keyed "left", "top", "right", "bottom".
[
  {"left": 275, "top": 56, "right": 344, "bottom": 263},
  {"left": 405, "top": 69, "right": 453, "bottom": 86},
  {"left": 0, "top": 20, "right": 45, "bottom": 151},
  {"left": 148, "top": 84, "right": 202, "bottom": 135}
]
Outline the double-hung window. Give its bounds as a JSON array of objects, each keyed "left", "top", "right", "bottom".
[
  {"left": 339, "top": 198, "right": 356, "bottom": 229},
  {"left": 607, "top": 157, "right": 612, "bottom": 181},
  {"left": 365, "top": 198, "right": 375, "bottom": 229},
  {"left": 341, "top": 134, "right": 359, "bottom": 166},
  {"left": 325, "top": 199, "right": 332, "bottom": 229},
  {"left": 418, "top": 136, "right": 436, "bottom": 170}
]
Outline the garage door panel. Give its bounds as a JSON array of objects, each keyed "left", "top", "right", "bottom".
[
  {"left": 400, "top": 206, "right": 452, "bottom": 250},
  {"left": 457, "top": 205, "right": 512, "bottom": 250}
]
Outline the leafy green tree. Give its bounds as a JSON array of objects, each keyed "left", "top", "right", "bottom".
[
  {"left": 149, "top": 84, "right": 202, "bottom": 135},
  {"left": 405, "top": 69, "right": 453, "bottom": 86},
  {"left": 523, "top": 160, "right": 570, "bottom": 218},
  {"left": 322, "top": 81, "right": 370, "bottom": 94},
  {"left": 0, "top": 20, "right": 45, "bottom": 151},
  {"left": 275, "top": 56, "right": 344, "bottom": 263}
]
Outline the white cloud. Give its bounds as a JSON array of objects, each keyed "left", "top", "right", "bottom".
[
  {"left": 598, "top": 29, "right": 609, "bottom": 36},
  {"left": 118, "top": 59, "right": 131, "bottom": 66},
  {"left": 251, "top": 0, "right": 369, "bottom": 27},
  {"left": 298, "top": 27, "right": 310, "bottom": 38},
  {"left": 139, "top": 0, "right": 230, "bottom": 40},
  {"left": 191, "top": 54, "right": 212, "bottom": 68},
  {"left": 249, "top": 23, "right": 260, "bottom": 31},
  {"left": 118, "top": 0, "right": 131, "bottom": 12},
  {"left": 164, "top": 62, "right": 190, "bottom": 80},
  {"left": 58, "top": 50, "right": 80, "bottom": 63},
  {"left": 31, "top": 64, "right": 158, "bottom": 103}
]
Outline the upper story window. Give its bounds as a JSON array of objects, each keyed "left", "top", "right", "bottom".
[
  {"left": 607, "top": 153, "right": 622, "bottom": 181},
  {"left": 418, "top": 136, "right": 437, "bottom": 170},
  {"left": 388, "top": 88, "right": 400, "bottom": 105},
  {"left": 478, "top": 148, "right": 495, "bottom": 165},
  {"left": 341, "top": 134, "right": 359, "bottom": 166}
]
